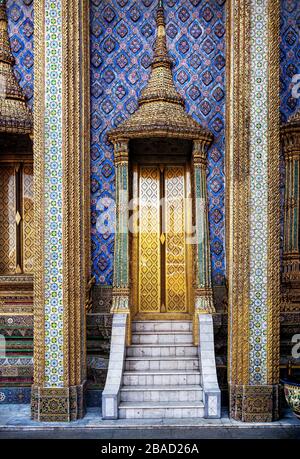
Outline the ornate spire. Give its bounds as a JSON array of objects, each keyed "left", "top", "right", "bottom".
[
  {"left": 152, "top": 0, "right": 172, "bottom": 68},
  {"left": 139, "top": 0, "right": 184, "bottom": 107},
  {"left": 0, "top": 0, "right": 32, "bottom": 134},
  {"left": 108, "top": 0, "right": 211, "bottom": 143}
]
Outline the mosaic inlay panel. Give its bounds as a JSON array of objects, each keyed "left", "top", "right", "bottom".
[
  {"left": 43, "top": 0, "right": 64, "bottom": 388},
  {"left": 249, "top": 0, "right": 269, "bottom": 385},
  {"left": 280, "top": 0, "right": 300, "bottom": 122},
  {"left": 280, "top": 0, "right": 300, "bottom": 254},
  {"left": 90, "top": 0, "right": 226, "bottom": 286},
  {"left": 9, "top": 1, "right": 298, "bottom": 291},
  {"left": 6, "top": 0, "right": 34, "bottom": 109}
]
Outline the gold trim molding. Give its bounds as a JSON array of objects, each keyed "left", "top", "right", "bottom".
[
  {"left": 32, "top": 0, "right": 90, "bottom": 421},
  {"left": 226, "top": 0, "right": 280, "bottom": 420}
]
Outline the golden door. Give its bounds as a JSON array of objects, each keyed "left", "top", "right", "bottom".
[{"left": 131, "top": 163, "right": 192, "bottom": 319}]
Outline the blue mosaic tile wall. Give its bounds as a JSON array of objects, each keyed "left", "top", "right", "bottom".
[
  {"left": 0, "top": 387, "right": 31, "bottom": 404},
  {"left": 7, "top": 1, "right": 299, "bottom": 288},
  {"left": 280, "top": 0, "right": 300, "bottom": 257},
  {"left": 280, "top": 0, "right": 300, "bottom": 122},
  {"left": 90, "top": 0, "right": 226, "bottom": 286},
  {"left": 6, "top": 0, "right": 34, "bottom": 109}
]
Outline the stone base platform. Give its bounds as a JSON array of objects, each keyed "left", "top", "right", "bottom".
[{"left": 0, "top": 406, "right": 300, "bottom": 439}]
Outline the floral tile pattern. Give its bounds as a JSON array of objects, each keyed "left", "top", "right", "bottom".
[
  {"left": 5, "top": 1, "right": 299, "bottom": 297},
  {"left": 249, "top": 0, "right": 269, "bottom": 385},
  {"left": 90, "top": 0, "right": 226, "bottom": 286},
  {"left": 42, "top": 0, "right": 64, "bottom": 388}
]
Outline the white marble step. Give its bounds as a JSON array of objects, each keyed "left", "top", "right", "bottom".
[
  {"left": 120, "top": 385, "right": 203, "bottom": 403},
  {"left": 125, "top": 356, "right": 199, "bottom": 371},
  {"left": 119, "top": 401, "right": 205, "bottom": 419},
  {"left": 126, "top": 344, "right": 198, "bottom": 357},
  {"left": 132, "top": 320, "right": 192, "bottom": 332},
  {"left": 123, "top": 370, "right": 201, "bottom": 386},
  {"left": 131, "top": 331, "right": 193, "bottom": 345}
]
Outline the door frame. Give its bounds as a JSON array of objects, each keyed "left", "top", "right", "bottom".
[{"left": 110, "top": 137, "right": 215, "bottom": 346}]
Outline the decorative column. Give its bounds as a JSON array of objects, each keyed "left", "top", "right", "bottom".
[
  {"left": 101, "top": 139, "right": 130, "bottom": 419},
  {"left": 31, "top": 0, "right": 90, "bottom": 422},
  {"left": 192, "top": 140, "right": 215, "bottom": 316},
  {"left": 111, "top": 139, "right": 130, "bottom": 314},
  {"left": 192, "top": 140, "right": 221, "bottom": 417},
  {"left": 282, "top": 111, "right": 300, "bottom": 293},
  {"left": 227, "top": 0, "right": 280, "bottom": 422}
]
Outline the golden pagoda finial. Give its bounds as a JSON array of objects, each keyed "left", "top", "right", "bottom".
[
  {"left": 138, "top": 0, "right": 184, "bottom": 107},
  {"left": 152, "top": 0, "right": 172, "bottom": 69},
  {"left": 107, "top": 0, "right": 212, "bottom": 143},
  {"left": 0, "top": 0, "right": 32, "bottom": 134}
]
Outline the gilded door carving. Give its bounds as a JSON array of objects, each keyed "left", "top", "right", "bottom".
[
  {"left": 165, "top": 166, "right": 187, "bottom": 313},
  {"left": 132, "top": 163, "right": 191, "bottom": 318},
  {"left": 138, "top": 166, "right": 161, "bottom": 313}
]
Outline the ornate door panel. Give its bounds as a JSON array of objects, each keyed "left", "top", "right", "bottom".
[
  {"left": 165, "top": 166, "right": 187, "bottom": 313},
  {"left": 132, "top": 163, "right": 191, "bottom": 318},
  {"left": 138, "top": 166, "right": 161, "bottom": 313}
]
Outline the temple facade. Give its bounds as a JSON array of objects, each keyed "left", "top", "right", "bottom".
[{"left": 0, "top": 0, "right": 299, "bottom": 423}]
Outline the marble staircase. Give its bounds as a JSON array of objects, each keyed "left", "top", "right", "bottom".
[{"left": 118, "top": 320, "right": 205, "bottom": 419}]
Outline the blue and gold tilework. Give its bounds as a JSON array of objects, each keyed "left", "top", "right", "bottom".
[
  {"left": 90, "top": 0, "right": 226, "bottom": 286},
  {"left": 6, "top": 0, "right": 33, "bottom": 108},
  {"left": 43, "top": 0, "right": 64, "bottom": 388}
]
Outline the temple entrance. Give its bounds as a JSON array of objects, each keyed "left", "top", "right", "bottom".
[
  {"left": 102, "top": 2, "right": 220, "bottom": 421},
  {"left": 131, "top": 160, "right": 193, "bottom": 320}
]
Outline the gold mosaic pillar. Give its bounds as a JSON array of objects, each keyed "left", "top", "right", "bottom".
[
  {"left": 282, "top": 112, "right": 300, "bottom": 293},
  {"left": 31, "top": 0, "right": 90, "bottom": 422},
  {"left": 192, "top": 140, "right": 215, "bottom": 318},
  {"left": 226, "top": 0, "right": 281, "bottom": 422},
  {"left": 110, "top": 140, "right": 130, "bottom": 313}
]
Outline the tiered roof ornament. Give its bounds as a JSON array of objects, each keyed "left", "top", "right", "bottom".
[
  {"left": 285, "top": 106, "right": 300, "bottom": 127},
  {"left": 0, "top": 0, "right": 32, "bottom": 134},
  {"left": 108, "top": 0, "right": 212, "bottom": 143}
]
